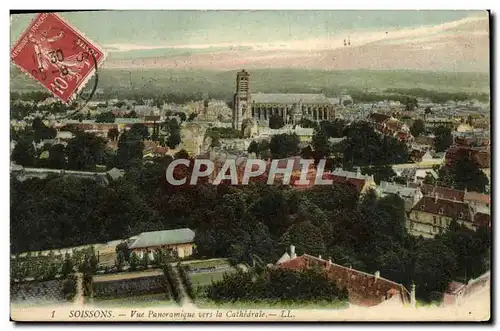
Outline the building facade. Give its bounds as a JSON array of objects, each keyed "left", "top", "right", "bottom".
[{"left": 232, "top": 70, "right": 335, "bottom": 130}]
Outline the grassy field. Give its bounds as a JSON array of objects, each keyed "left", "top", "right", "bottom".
[
  {"left": 195, "top": 298, "right": 349, "bottom": 309},
  {"left": 91, "top": 293, "right": 176, "bottom": 308},
  {"left": 10, "top": 67, "right": 490, "bottom": 95},
  {"left": 189, "top": 270, "right": 232, "bottom": 288}
]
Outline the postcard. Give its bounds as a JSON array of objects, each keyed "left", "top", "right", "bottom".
[{"left": 9, "top": 10, "right": 491, "bottom": 322}]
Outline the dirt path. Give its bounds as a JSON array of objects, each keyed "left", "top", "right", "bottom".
[
  {"left": 73, "top": 273, "right": 84, "bottom": 306},
  {"left": 170, "top": 264, "right": 196, "bottom": 309}
]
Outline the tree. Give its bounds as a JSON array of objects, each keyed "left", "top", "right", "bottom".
[
  {"left": 107, "top": 128, "right": 120, "bottom": 141},
  {"left": 129, "top": 252, "right": 140, "bottom": 271},
  {"left": 165, "top": 118, "right": 181, "bottom": 149},
  {"left": 129, "top": 123, "right": 150, "bottom": 140},
  {"left": 48, "top": 144, "right": 67, "bottom": 169},
  {"left": 95, "top": 111, "right": 116, "bottom": 123},
  {"left": 413, "top": 240, "right": 458, "bottom": 301},
  {"left": 433, "top": 125, "right": 454, "bottom": 153},
  {"left": 116, "top": 130, "right": 145, "bottom": 169},
  {"left": 175, "top": 112, "right": 187, "bottom": 122},
  {"left": 410, "top": 119, "right": 425, "bottom": 137},
  {"left": 32, "top": 117, "right": 57, "bottom": 143},
  {"left": 320, "top": 119, "right": 346, "bottom": 138},
  {"left": 311, "top": 129, "right": 330, "bottom": 160},
  {"left": 278, "top": 221, "right": 325, "bottom": 257},
  {"left": 247, "top": 140, "right": 259, "bottom": 155},
  {"left": 299, "top": 118, "right": 318, "bottom": 129},
  {"left": 66, "top": 132, "right": 106, "bottom": 170},
  {"left": 269, "top": 114, "right": 285, "bottom": 129},
  {"left": 437, "top": 149, "right": 489, "bottom": 193},
  {"left": 269, "top": 133, "right": 300, "bottom": 159},
  {"left": 142, "top": 251, "right": 151, "bottom": 269},
  {"left": 401, "top": 96, "right": 418, "bottom": 111},
  {"left": 11, "top": 137, "right": 35, "bottom": 166},
  {"left": 361, "top": 165, "right": 396, "bottom": 185},
  {"left": 115, "top": 242, "right": 130, "bottom": 263}
]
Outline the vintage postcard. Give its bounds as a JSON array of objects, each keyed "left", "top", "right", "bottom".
[{"left": 10, "top": 10, "right": 491, "bottom": 322}]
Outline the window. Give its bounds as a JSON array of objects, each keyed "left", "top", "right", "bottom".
[
  {"left": 459, "top": 212, "right": 464, "bottom": 219},
  {"left": 433, "top": 216, "right": 437, "bottom": 224},
  {"left": 438, "top": 208, "right": 444, "bottom": 215}
]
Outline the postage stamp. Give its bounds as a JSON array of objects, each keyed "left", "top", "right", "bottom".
[
  {"left": 10, "top": 12, "right": 106, "bottom": 103},
  {"left": 9, "top": 10, "right": 491, "bottom": 323}
]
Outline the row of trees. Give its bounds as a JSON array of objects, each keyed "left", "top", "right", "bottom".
[
  {"left": 11, "top": 118, "right": 184, "bottom": 170},
  {"left": 11, "top": 149, "right": 490, "bottom": 302},
  {"left": 207, "top": 267, "right": 348, "bottom": 302}
]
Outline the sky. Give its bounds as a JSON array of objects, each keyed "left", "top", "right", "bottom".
[
  {"left": 10, "top": 10, "right": 483, "bottom": 49},
  {"left": 9, "top": 10, "right": 489, "bottom": 71}
]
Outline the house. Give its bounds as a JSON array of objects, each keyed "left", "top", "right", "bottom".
[
  {"left": 376, "top": 181, "right": 423, "bottom": 212},
  {"left": 443, "top": 272, "right": 490, "bottom": 307},
  {"left": 419, "top": 184, "right": 465, "bottom": 202},
  {"left": 408, "top": 196, "right": 473, "bottom": 238},
  {"left": 128, "top": 228, "right": 195, "bottom": 259},
  {"left": 414, "top": 169, "right": 438, "bottom": 184},
  {"left": 464, "top": 190, "right": 490, "bottom": 211},
  {"left": 276, "top": 245, "right": 413, "bottom": 307},
  {"left": 473, "top": 212, "right": 491, "bottom": 229},
  {"left": 327, "top": 168, "right": 377, "bottom": 194},
  {"left": 445, "top": 146, "right": 490, "bottom": 168}
]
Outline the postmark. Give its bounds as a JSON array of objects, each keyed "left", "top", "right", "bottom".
[{"left": 10, "top": 12, "right": 106, "bottom": 103}]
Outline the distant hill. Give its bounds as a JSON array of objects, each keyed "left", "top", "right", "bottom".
[{"left": 10, "top": 68, "right": 490, "bottom": 98}]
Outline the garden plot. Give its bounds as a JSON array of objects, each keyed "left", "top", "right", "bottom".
[
  {"left": 92, "top": 269, "right": 166, "bottom": 299},
  {"left": 11, "top": 279, "right": 68, "bottom": 306},
  {"left": 184, "top": 259, "right": 237, "bottom": 290}
]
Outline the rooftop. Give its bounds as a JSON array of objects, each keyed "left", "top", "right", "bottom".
[
  {"left": 412, "top": 196, "right": 471, "bottom": 222},
  {"left": 251, "top": 93, "right": 330, "bottom": 105},
  {"left": 129, "top": 228, "right": 195, "bottom": 249}
]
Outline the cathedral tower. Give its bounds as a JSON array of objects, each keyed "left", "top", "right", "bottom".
[{"left": 232, "top": 70, "right": 251, "bottom": 130}]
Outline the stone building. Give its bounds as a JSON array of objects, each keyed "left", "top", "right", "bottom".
[
  {"left": 232, "top": 70, "right": 335, "bottom": 130},
  {"left": 128, "top": 228, "right": 195, "bottom": 259},
  {"left": 276, "top": 245, "right": 413, "bottom": 307}
]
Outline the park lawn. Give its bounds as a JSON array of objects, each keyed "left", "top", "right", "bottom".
[
  {"left": 92, "top": 293, "right": 177, "bottom": 308},
  {"left": 194, "top": 298, "right": 349, "bottom": 310},
  {"left": 189, "top": 269, "right": 235, "bottom": 288}
]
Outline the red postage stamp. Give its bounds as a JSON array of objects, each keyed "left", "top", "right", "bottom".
[{"left": 10, "top": 12, "right": 106, "bottom": 103}]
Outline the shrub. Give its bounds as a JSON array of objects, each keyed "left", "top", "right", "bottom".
[{"left": 62, "top": 274, "right": 77, "bottom": 301}]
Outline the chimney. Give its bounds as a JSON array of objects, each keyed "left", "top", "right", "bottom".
[
  {"left": 410, "top": 283, "right": 416, "bottom": 308},
  {"left": 328, "top": 257, "right": 332, "bottom": 265},
  {"left": 374, "top": 271, "right": 380, "bottom": 279},
  {"left": 290, "top": 245, "right": 296, "bottom": 259},
  {"left": 318, "top": 254, "right": 322, "bottom": 260}
]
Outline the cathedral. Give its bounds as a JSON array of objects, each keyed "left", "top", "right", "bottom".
[{"left": 232, "top": 70, "right": 335, "bottom": 130}]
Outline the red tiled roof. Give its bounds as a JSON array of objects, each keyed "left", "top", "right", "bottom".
[
  {"left": 412, "top": 196, "right": 471, "bottom": 222},
  {"left": 277, "top": 255, "right": 410, "bottom": 307},
  {"left": 445, "top": 146, "right": 491, "bottom": 168},
  {"left": 420, "top": 184, "right": 465, "bottom": 202},
  {"left": 328, "top": 174, "right": 366, "bottom": 193},
  {"left": 464, "top": 191, "right": 490, "bottom": 205},
  {"left": 447, "top": 281, "right": 466, "bottom": 294}
]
